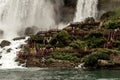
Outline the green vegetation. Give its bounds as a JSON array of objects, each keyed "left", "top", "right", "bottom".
[
  {"left": 48, "top": 52, "right": 80, "bottom": 63},
  {"left": 82, "top": 51, "right": 110, "bottom": 67},
  {"left": 70, "top": 40, "right": 87, "bottom": 49},
  {"left": 18, "top": 7, "right": 120, "bottom": 68},
  {"left": 50, "top": 30, "right": 70, "bottom": 47},
  {"left": 104, "top": 20, "right": 120, "bottom": 29},
  {"left": 84, "top": 32, "right": 106, "bottom": 48},
  {"left": 31, "top": 35, "right": 44, "bottom": 44},
  {"left": 108, "top": 7, "right": 120, "bottom": 20}
]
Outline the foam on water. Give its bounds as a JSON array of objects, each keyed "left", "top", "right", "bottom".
[{"left": 0, "top": 37, "right": 28, "bottom": 69}]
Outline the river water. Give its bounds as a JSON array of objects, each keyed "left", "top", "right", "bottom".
[{"left": 0, "top": 68, "right": 120, "bottom": 80}]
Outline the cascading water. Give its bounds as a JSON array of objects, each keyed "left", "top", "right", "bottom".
[
  {"left": 74, "top": 0, "right": 98, "bottom": 22},
  {"left": 0, "top": 0, "right": 58, "bottom": 39},
  {"left": 0, "top": 37, "right": 28, "bottom": 69},
  {"left": 0, "top": 0, "right": 63, "bottom": 69}
]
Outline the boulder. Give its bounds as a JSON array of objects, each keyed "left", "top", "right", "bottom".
[
  {"left": 13, "top": 37, "right": 25, "bottom": 41},
  {"left": 0, "top": 29, "right": 4, "bottom": 38},
  {"left": 24, "top": 27, "right": 34, "bottom": 36},
  {"left": 110, "top": 54, "right": 120, "bottom": 65},
  {"left": 98, "top": 59, "right": 114, "bottom": 67},
  {"left": 100, "top": 11, "right": 115, "bottom": 20},
  {"left": 0, "top": 40, "right": 11, "bottom": 48},
  {"left": 0, "top": 29, "right": 4, "bottom": 35},
  {"left": 6, "top": 48, "right": 12, "bottom": 53},
  {"left": 84, "top": 17, "right": 95, "bottom": 23},
  {"left": 0, "top": 56, "right": 2, "bottom": 59}
]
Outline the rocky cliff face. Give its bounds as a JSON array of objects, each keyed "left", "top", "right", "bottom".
[
  {"left": 98, "top": 0, "right": 120, "bottom": 16},
  {"left": 99, "top": 0, "right": 120, "bottom": 10}
]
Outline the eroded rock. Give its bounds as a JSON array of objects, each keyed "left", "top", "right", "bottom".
[
  {"left": 84, "top": 17, "right": 95, "bottom": 23},
  {"left": 6, "top": 48, "right": 12, "bottom": 53},
  {"left": 110, "top": 54, "right": 120, "bottom": 65},
  {"left": 0, "top": 40, "right": 11, "bottom": 48},
  {"left": 98, "top": 59, "right": 114, "bottom": 67},
  {"left": 13, "top": 37, "right": 25, "bottom": 41}
]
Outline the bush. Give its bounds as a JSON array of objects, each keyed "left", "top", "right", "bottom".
[
  {"left": 47, "top": 58, "right": 54, "bottom": 63},
  {"left": 83, "top": 32, "right": 106, "bottom": 48},
  {"left": 100, "top": 11, "right": 115, "bottom": 20},
  {"left": 50, "top": 30, "right": 70, "bottom": 47},
  {"left": 108, "top": 7, "right": 120, "bottom": 20},
  {"left": 70, "top": 40, "right": 87, "bottom": 49},
  {"left": 82, "top": 52, "right": 110, "bottom": 67},
  {"left": 104, "top": 20, "right": 120, "bottom": 29},
  {"left": 46, "top": 44, "right": 53, "bottom": 49},
  {"left": 113, "top": 40, "right": 120, "bottom": 49},
  {"left": 48, "top": 52, "right": 80, "bottom": 63},
  {"left": 31, "top": 35, "right": 44, "bottom": 44},
  {"left": 84, "top": 32, "right": 103, "bottom": 39},
  {"left": 69, "top": 35, "right": 77, "bottom": 41},
  {"left": 86, "top": 37, "right": 106, "bottom": 48}
]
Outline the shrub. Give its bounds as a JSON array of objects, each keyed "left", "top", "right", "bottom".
[
  {"left": 100, "top": 11, "right": 115, "bottom": 20},
  {"left": 50, "top": 30, "right": 70, "bottom": 48},
  {"left": 113, "top": 40, "right": 120, "bottom": 49},
  {"left": 46, "top": 44, "right": 53, "bottom": 49},
  {"left": 31, "top": 35, "right": 44, "bottom": 44},
  {"left": 47, "top": 58, "right": 54, "bottom": 63},
  {"left": 86, "top": 37, "right": 106, "bottom": 48},
  {"left": 82, "top": 52, "right": 110, "bottom": 67},
  {"left": 48, "top": 52, "right": 80, "bottom": 63},
  {"left": 84, "top": 32, "right": 103, "bottom": 39},
  {"left": 70, "top": 40, "right": 87, "bottom": 49},
  {"left": 104, "top": 20, "right": 120, "bottom": 29}
]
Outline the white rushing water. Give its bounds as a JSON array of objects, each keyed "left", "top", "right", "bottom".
[
  {"left": 74, "top": 0, "right": 98, "bottom": 22},
  {"left": 0, "top": 0, "right": 63, "bottom": 69},
  {"left": 0, "top": 37, "right": 28, "bottom": 69},
  {"left": 0, "top": 0, "right": 60, "bottom": 39}
]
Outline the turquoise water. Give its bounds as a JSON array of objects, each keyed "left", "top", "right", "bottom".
[{"left": 0, "top": 68, "right": 120, "bottom": 80}]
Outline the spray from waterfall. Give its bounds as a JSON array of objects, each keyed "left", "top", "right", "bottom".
[
  {"left": 74, "top": 0, "right": 98, "bottom": 22},
  {"left": 0, "top": 0, "right": 63, "bottom": 69},
  {"left": 0, "top": 0, "right": 63, "bottom": 39}
]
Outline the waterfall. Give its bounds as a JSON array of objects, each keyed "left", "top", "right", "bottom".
[
  {"left": 0, "top": 0, "right": 61, "bottom": 39},
  {"left": 74, "top": 0, "right": 98, "bottom": 22},
  {"left": 0, "top": 0, "right": 63, "bottom": 69},
  {"left": 0, "top": 38, "right": 28, "bottom": 69}
]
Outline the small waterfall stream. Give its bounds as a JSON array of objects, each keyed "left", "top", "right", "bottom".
[
  {"left": 0, "top": 38, "right": 28, "bottom": 69},
  {"left": 74, "top": 0, "right": 98, "bottom": 22}
]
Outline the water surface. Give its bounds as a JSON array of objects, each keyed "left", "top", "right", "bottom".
[{"left": 0, "top": 68, "right": 120, "bottom": 80}]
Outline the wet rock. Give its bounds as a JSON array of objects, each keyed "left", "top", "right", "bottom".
[
  {"left": 84, "top": 17, "right": 95, "bottom": 23},
  {"left": 98, "top": 59, "right": 114, "bottom": 67},
  {"left": 13, "top": 37, "right": 25, "bottom": 41},
  {"left": 6, "top": 48, "right": 12, "bottom": 53},
  {"left": 0, "top": 29, "right": 4, "bottom": 35},
  {"left": 100, "top": 11, "right": 115, "bottom": 20},
  {"left": 0, "top": 56, "right": 2, "bottom": 59},
  {"left": 110, "top": 54, "right": 120, "bottom": 65},
  {"left": 0, "top": 40, "right": 11, "bottom": 48},
  {"left": 0, "top": 29, "right": 4, "bottom": 38},
  {"left": 24, "top": 27, "right": 34, "bottom": 36}
]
